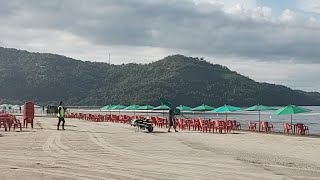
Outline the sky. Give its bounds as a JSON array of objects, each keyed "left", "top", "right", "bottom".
[{"left": 0, "top": 0, "right": 320, "bottom": 92}]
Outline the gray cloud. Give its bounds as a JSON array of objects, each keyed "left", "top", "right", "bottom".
[{"left": 0, "top": 0, "right": 320, "bottom": 63}]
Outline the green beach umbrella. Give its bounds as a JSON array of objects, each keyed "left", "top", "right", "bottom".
[
  {"left": 101, "top": 105, "right": 114, "bottom": 115},
  {"left": 138, "top": 105, "right": 155, "bottom": 116},
  {"left": 110, "top": 105, "right": 127, "bottom": 114},
  {"left": 138, "top": 105, "right": 155, "bottom": 110},
  {"left": 244, "top": 104, "right": 276, "bottom": 132},
  {"left": 153, "top": 105, "right": 170, "bottom": 110},
  {"left": 124, "top": 105, "right": 140, "bottom": 110},
  {"left": 153, "top": 105, "right": 170, "bottom": 118},
  {"left": 110, "top": 105, "right": 126, "bottom": 110},
  {"left": 159, "top": 97, "right": 181, "bottom": 115},
  {"left": 124, "top": 105, "right": 140, "bottom": 115},
  {"left": 273, "top": 104, "right": 311, "bottom": 126},
  {"left": 191, "top": 104, "right": 215, "bottom": 111},
  {"left": 176, "top": 105, "right": 192, "bottom": 111},
  {"left": 191, "top": 104, "right": 214, "bottom": 119},
  {"left": 159, "top": 97, "right": 174, "bottom": 109},
  {"left": 101, "top": 105, "right": 114, "bottom": 110},
  {"left": 213, "top": 104, "right": 241, "bottom": 120}
]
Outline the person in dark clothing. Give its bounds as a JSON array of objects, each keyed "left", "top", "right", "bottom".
[
  {"left": 19, "top": 106, "right": 22, "bottom": 113},
  {"left": 57, "top": 101, "right": 65, "bottom": 130},
  {"left": 167, "top": 109, "right": 178, "bottom": 132}
]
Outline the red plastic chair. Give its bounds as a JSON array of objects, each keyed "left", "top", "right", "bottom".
[
  {"left": 283, "top": 123, "right": 292, "bottom": 135},
  {"left": 226, "top": 120, "right": 234, "bottom": 133},
  {"left": 214, "top": 120, "right": 225, "bottom": 133},
  {"left": 8, "top": 115, "right": 22, "bottom": 131},
  {"left": 248, "top": 121, "right": 256, "bottom": 131},
  {"left": 198, "top": 119, "right": 209, "bottom": 133},
  {"left": 0, "top": 116, "right": 8, "bottom": 131},
  {"left": 208, "top": 120, "right": 215, "bottom": 133},
  {"left": 296, "top": 123, "right": 309, "bottom": 135},
  {"left": 178, "top": 119, "right": 188, "bottom": 131},
  {"left": 155, "top": 117, "right": 164, "bottom": 128},
  {"left": 233, "top": 120, "right": 241, "bottom": 130}
]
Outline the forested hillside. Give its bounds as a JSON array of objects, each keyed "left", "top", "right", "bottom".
[{"left": 1, "top": 47, "right": 319, "bottom": 106}]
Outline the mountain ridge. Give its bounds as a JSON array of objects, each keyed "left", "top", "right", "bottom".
[{"left": 0, "top": 46, "right": 319, "bottom": 106}]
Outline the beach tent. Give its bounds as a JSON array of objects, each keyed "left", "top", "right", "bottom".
[
  {"left": 244, "top": 104, "right": 276, "bottom": 131},
  {"left": 212, "top": 104, "right": 241, "bottom": 120},
  {"left": 273, "top": 104, "right": 311, "bottom": 126}
]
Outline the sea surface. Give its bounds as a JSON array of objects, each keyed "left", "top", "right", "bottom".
[{"left": 70, "top": 106, "right": 320, "bottom": 135}]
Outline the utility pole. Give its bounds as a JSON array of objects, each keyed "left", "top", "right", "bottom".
[{"left": 109, "top": 53, "right": 111, "bottom": 64}]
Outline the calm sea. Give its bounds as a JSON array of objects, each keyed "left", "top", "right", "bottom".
[{"left": 71, "top": 106, "right": 320, "bottom": 135}]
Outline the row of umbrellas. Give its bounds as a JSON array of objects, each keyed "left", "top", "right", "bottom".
[{"left": 101, "top": 104, "right": 312, "bottom": 131}]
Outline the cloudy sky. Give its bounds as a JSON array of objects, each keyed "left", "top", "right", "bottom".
[{"left": 1, "top": 0, "right": 320, "bottom": 92}]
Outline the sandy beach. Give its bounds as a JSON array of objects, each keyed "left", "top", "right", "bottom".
[{"left": 0, "top": 116, "right": 319, "bottom": 180}]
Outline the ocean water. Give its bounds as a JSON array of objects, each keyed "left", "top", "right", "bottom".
[{"left": 71, "top": 106, "right": 320, "bottom": 135}]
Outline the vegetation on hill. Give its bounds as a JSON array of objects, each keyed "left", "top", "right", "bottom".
[{"left": 0, "top": 47, "right": 319, "bottom": 106}]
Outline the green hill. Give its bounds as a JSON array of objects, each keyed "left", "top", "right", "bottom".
[{"left": 0, "top": 47, "right": 319, "bottom": 106}]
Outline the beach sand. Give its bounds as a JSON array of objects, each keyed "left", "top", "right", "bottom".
[{"left": 0, "top": 116, "right": 319, "bottom": 180}]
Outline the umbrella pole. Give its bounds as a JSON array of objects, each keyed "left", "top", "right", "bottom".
[
  {"left": 291, "top": 114, "right": 292, "bottom": 127},
  {"left": 258, "top": 110, "right": 261, "bottom": 132},
  {"left": 162, "top": 110, "right": 164, "bottom": 119}
]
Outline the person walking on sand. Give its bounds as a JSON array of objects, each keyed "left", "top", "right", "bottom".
[
  {"left": 168, "top": 109, "right": 178, "bottom": 132},
  {"left": 57, "top": 101, "right": 65, "bottom": 130}
]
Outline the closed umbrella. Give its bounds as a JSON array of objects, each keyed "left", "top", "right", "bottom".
[
  {"left": 244, "top": 104, "right": 276, "bottom": 131},
  {"left": 273, "top": 104, "right": 311, "bottom": 126},
  {"left": 212, "top": 104, "right": 241, "bottom": 120},
  {"left": 159, "top": 97, "right": 180, "bottom": 115}
]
